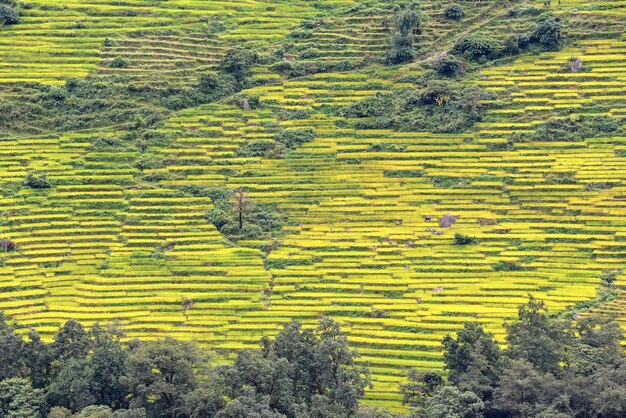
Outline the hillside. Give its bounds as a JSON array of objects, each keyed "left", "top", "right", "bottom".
[{"left": 1, "top": 0, "right": 626, "bottom": 411}]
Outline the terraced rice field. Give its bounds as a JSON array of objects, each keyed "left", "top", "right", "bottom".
[{"left": 1, "top": 0, "right": 626, "bottom": 410}]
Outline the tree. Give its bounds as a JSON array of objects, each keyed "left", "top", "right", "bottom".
[
  {"left": 531, "top": 18, "right": 562, "bottom": 51},
  {"left": 400, "top": 369, "right": 444, "bottom": 407},
  {"left": 222, "top": 318, "right": 370, "bottom": 417},
  {"left": 53, "top": 319, "right": 91, "bottom": 363},
  {"left": 232, "top": 188, "right": 251, "bottom": 230},
  {"left": 0, "top": 378, "right": 45, "bottom": 418},
  {"left": 219, "top": 47, "right": 256, "bottom": 86},
  {"left": 415, "top": 385, "right": 484, "bottom": 418},
  {"left": 24, "top": 330, "right": 53, "bottom": 389},
  {"left": 0, "top": 313, "right": 26, "bottom": 381},
  {"left": 46, "top": 357, "right": 97, "bottom": 412},
  {"left": 216, "top": 390, "right": 285, "bottom": 418},
  {"left": 491, "top": 359, "right": 565, "bottom": 418},
  {"left": 385, "top": 3, "right": 420, "bottom": 65},
  {"left": 181, "top": 384, "right": 227, "bottom": 418},
  {"left": 122, "top": 338, "right": 206, "bottom": 417},
  {"left": 505, "top": 296, "right": 572, "bottom": 374},
  {"left": 442, "top": 322, "right": 503, "bottom": 400},
  {"left": 89, "top": 324, "right": 128, "bottom": 409},
  {"left": 444, "top": 4, "right": 464, "bottom": 20}
]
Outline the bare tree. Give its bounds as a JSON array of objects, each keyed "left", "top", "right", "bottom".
[{"left": 231, "top": 187, "right": 252, "bottom": 229}]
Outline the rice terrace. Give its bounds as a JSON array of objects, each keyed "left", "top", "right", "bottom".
[{"left": 1, "top": 0, "right": 626, "bottom": 416}]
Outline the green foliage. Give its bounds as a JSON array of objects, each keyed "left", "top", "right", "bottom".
[
  {"left": 0, "top": 312, "right": 26, "bottom": 381},
  {"left": 0, "top": 4, "right": 19, "bottom": 24},
  {"left": 432, "top": 298, "right": 626, "bottom": 417},
  {"left": 453, "top": 34, "right": 499, "bottom": 60},
  {"left": 433, "top": 55, "right": 465, "bottom": 77},
  {"left": 121, "top": 338, "right": 205, "bottom": 417},
  {"left": 275, "top": 128, "right": 314, "bottom": 150},
  {"left": 0, "top": 378, "right": 45, "bottom": 418},
  {"left": 342, "top": 82, "right": 494, "bottom": 133},
  {"left": 505, "top": 296, "right": 572, "bottom": 374},
  {"left": 503, "top": 33, "right": 530, "bottom": 55},
  {"left": 400, "top": 369, "right": 444, "bottom": 407},
  {"left": 221, "top": 318, "right": 371, "bottom": 417},
  {"left": 530, "top": 17, "right": 562, "bottom": 51},
  {"left": 219, "top": 46, "right": 258, "bottom": 86},
  {"left": 442, "top": 322, "right": 503, "bottom": 401},
  {"left": 513, "top": 115, "right": 624, "bottom": 143},
  {"left": 24, "top": 173, "right": 51, "bottom": 189},
  {"left": 443, "top": 4, "right": 464, "bottom": 20},
  {"left": 385, "top": 3, "right": 420, "bottom": 65},
  {"left": 109, "top": 57, "right": 127, "bottom": 68},
  {"left": 205, "top": 187, "right": 287, "bottom": 243},
  {"left": 453, "top": 233, "right": 478, "bottom": 245},
  {"left": 414, "top": 385, "right": 484, "bottom": 418}
]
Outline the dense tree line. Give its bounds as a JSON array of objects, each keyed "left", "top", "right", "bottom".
[
  {"left": 0, "top": 315, "right": 369, "bottom": 418},
  {"left": 1, "top": 296, "right": 624, "bottom": 418},
  {"left": 402, "top": 297, "right": 626, "bottom": 418}
]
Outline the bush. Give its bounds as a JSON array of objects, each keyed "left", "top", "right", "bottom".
[
  {"left": 198, "top": 72, "right": 219, "bottom": 93},
  {"left": 385, "top": 32, "right": 415, "bottom": 65},
  {"left": 0, "top": 4, "right": 19, "bottom": 24},
  {"left": 110, "top": 57, "right": 128, "bottom": 68},
  {"left": 453, "top": 34, "right": 499, "bottom": 59},
  {"left": 512, "top": 115, "right": 624, "bottom": 142},
  {"left": 454, "top": 233, "right": 478, "bottom": 245},
  {"left": 219, "top": 46, "right": 257, "bottom": 84},
  {"left": 503, "top": 34, "right": 530, "bottom": 55},
  {"left": 530, "top": 17, "right": 562, "bottom": 51},
  {"left": 24, "top": 173, "right": 51, "bottom": 189},
  {"left": 385, "top": 3, "right": 420, "bottom": 66},
  {"left": 444, "top": 3, "right": 464, "bottom": 20},
  {"left": 275, "top": 128, "right": 315, "bottom": 150},
  {"left": 434, "top": 55, "right": 465, "bottom": 76}
]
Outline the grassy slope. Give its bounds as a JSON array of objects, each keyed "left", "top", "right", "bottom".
[{"left": 0, "top": 0, "right": 625, "bottom": 410}]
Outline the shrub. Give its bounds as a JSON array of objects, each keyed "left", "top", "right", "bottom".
[
  {"left": 530, "top": 17, "right": 562, "bottom": 51},
  {"left": 434, "top": 55, "right": 465, "bottom": 76},
  {"left": 110, "top": 57, "right": 128, "bottom": 68},
  {"left": 508, "top": 5, "right": 541, "bottom": 17},
  {"left": 385, "top": 3, "right": 420, "bottom": 66},
  {"left": 512, "top": 115, "right": 624, "bottom": 142},
  {"left": 24, "top": 173, "right": 51, "bottom": 189},
  {"left": 0, "top": 4, "right": 19, "bottom": 24},
  {"left": 503, "top": 34, "right": 530, "bottom": 55},
  {"left": 444, "top": 3, "right": 464, "bottom": 20},
  {"left": 275, "top": 128, "right": 315, "bottom": 150},
  {"left": 395, "top": 3, "right": 420, "bottom": 34},
  {"left": 198, "top": 72, "right": 219, "bottom": 93},
  {"left": 289, "top": 28, "right": 312, "bottom": 39},
  {"left": 453, "top": 34, "right": 499, "bottom": 59},
  {"left": 134, "top": 153, "right": 165, "bottom": 171},
  {"left": 386, "top": 32, "right": 415, "bottom": 65},
  {"left": 454, "top": 233, "right": 478, "bottom": 245},
  {"left": 219, "top": 46, "right": 257, "bottom": 84}
]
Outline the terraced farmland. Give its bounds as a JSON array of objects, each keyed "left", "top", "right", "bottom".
[{"left": 1, "top": 0, "right": 626, "bottom": 411}]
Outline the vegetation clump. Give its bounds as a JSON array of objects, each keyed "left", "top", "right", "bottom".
[
  {"left": 24, "top": 173, "right": 51, "bottom": 189},
  {"left": 385, "top": 3, "right": 420, "bottom": 65},
  {"left": 443, "top": 3, "right": 464, "bottom": 20},
  {"left": 512, "top": 115, "right": 624, "bottom": 142},
  {"left": 341, "top": 81, "right": 494, "bottom": 133},
  {"left": 453, "top": 233, "right": 478, "bottom": 245},
  {"left": 0, "top": 313, "right": 369, "bottom": 418},
  {"left": 205, "top": 186, "right": 286, "bottom": 243},
  {"left": 403, "top": 297, "right": 626, "bottom": 417},
  {"left": 0, "top": 4, "right": 19, "bottom": 24}
]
